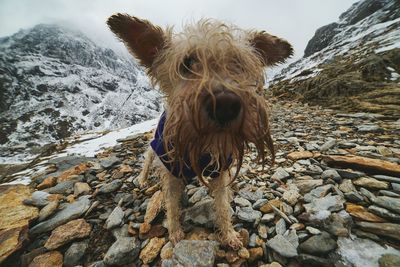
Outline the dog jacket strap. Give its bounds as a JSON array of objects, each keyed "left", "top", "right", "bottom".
[{"left": 150, "top": 112, "right": 229, "bottom": 181}]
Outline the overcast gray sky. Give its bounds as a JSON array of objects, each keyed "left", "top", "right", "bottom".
[{"left": 0, "top": 0, "right": 359, "bottom": 59}]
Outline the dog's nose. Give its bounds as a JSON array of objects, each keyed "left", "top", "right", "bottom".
[{"left": 205, "top": 90, "right": 241, "bottom": 125}]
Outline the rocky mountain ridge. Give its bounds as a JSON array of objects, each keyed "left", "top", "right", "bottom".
[
  {"left": 271, "top": 0, "right": 400, "bottom": 116},
  {"left": 0, "top": 24, "right": 161, "bottom": 162}
]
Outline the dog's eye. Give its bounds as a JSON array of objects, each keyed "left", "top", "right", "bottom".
[{"left": 180, "top": 56, "right": 196, "bottom": 75}]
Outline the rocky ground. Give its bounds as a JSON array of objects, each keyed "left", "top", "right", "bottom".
[{"left": 1, "top": 99, "right": 400, "bottom": 267}]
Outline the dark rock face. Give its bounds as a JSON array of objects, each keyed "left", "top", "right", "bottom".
[
  {"left": 304, "top": 23, "right": 339, "bottom": 57},
  {"left": 0, "top": 24, "right": 161, "bottom": 158}
]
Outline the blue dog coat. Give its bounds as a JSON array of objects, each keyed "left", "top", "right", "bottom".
[{"left": 150, "top": 112, "right": 231, "bottom": 181}]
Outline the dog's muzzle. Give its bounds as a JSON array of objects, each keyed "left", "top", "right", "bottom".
[{"left": 205, "top": 89, "right": 242, "bottom": 126}]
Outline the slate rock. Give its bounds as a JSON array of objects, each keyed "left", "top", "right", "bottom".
[
  {"left": 30, "top": 196, "right": 91, "bottom": 235},
  {"left": 100, "top": 155, "right": 121, "bottom": 169},
  {"left": 164, "top": 240, "right": 218, "bottom": 267},
  {"left": 98, "top": 180, "right": 122, "bottom": 194},
  {"left": 236, "top": 206, "right": 262, "bottom": 223},
  {"left": 299, "top": 231, "right": 337, "bottom": 256},
  {"left": 64, "top": 240, "right": 89, "bottom": 267},
  {"left": 105, "top": 206, "right": 124, "bottom": 230},
  {"left": 103, "top": 237, "right": 140, "bottom": 266},
  {"left": 266, "top": 234, "right": 298, "bottom": 258}
]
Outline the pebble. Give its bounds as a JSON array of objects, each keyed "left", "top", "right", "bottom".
[
  {"left": 29, "top": 251, "right": 63, "bottom": 267},
  {"left": 356, "top": 221, "right": 400, "bottom": 241},
  {"left": 371, "top": 196, "right": 400, "bottom": 214},
  {"left": 378, "top": 254, "right": 400, "bottom": 267},
  {"left": 64, "top": 240, "right": 89, "bottom": 267},
  {"left": 271, "top": 167, "right": 290, "bottom": 181},
  {"left": 98, "top": 179, "right": 123, "bottom": 194},
  {"left": 189, "top": 187, "right": 208, "bottom": 204},
  {"left": 320, "top": 138, "right": 336, "bottom": 151},
  {"left": 261, "top": 213, "right": 275, "bottom": 223},
  {"left": 44, "top": 218, "right": 91, "bottom": 249},
  {"left": 234, "top": 196, "right": 252, "bottom": 207},
  {"left": 275, "top": 218, "right": 286, "bottom": 235},
  {"left": 103, "top": 237, "right": 140, "bottom": 266},
  {"left": 139, "top": 237, "right": 166, "bottom": 264},
  {"left": 304, "top": 195, "right": 345, "bottom": 214},
  {"left": 184, "top": 198, "right": 216, "bottom": 228},
  {"left": 38, "top": 201, "right": 59, "bottom": 221},
  {"left": 321, "top": 169, "right": 341, "bottom": 182},
  {"left": 24, "top": 191, "right": 51, "bottom": 207},
  {"left": 164, "top": 240, "right": 218, "bottom": 267},
  {"left": 266, "top": 234, "right": 298, "bottom": 258},
  {"left": 73, "top": 182, "right": 91, "bottom": 196},
  {"left": 238, "top": 188, "right": 263, "bottom": 202},
  {"left": 105, "top": 206, "right": 124, "bottom": 230},
  {"left": 236, "top": 206, "right": 262, "bottom": 223},
  {"left": 368, "top": 205, "right": 400, "bottom": 222},
  {"left": 100, "top": 155, "right": 121, "bottom": 169},
  {"left": 299, "top": 231, "right": 337, "bottom": 255},
  {"left": 354, "top": 177, "right": 390, "bottom": 190}
]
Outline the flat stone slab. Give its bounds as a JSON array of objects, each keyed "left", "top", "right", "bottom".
[{"left": 30, "top": 196, "right": 91, "bottom": 235}]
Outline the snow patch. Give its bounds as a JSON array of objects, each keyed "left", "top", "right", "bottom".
[{"left": 337, "top": 236, "right": 400, "bottom": 267}]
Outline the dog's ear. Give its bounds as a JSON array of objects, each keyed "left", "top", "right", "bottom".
[
  {"left": 249, "top": 31, "right": 293, "bottom": 66},
  {"left": 107, "top": 14, "right": 165, "bottom": 68}
]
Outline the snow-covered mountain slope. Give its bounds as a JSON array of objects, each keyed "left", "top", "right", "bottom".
[
  {"left": 270, "top": 0, "right": 400, "bottom": 116},
  {"left": 0, "top": 24, "right": 161, "bottom": 162}
]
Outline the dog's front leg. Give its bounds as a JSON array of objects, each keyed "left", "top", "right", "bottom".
[
  {"left": 137, "top": 146, "right": 155, "bottom": 188},
  {"left": 210, "top": 171, "right": 243, "bottom": 250},
  {"left": 160, "top": 169, "right": 185, "bottom": 245}
]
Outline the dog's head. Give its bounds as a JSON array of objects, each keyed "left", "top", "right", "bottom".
[{"left": 107, "top": 14, "right": 292, "bottom": 183}]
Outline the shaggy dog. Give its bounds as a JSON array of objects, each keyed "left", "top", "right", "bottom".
[{"left": 107, "top": 14, "right": 292, "bottom": 249}]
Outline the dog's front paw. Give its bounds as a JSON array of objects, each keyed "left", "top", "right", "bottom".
[
  {"left": 136, "top": 175, "right": 148, "bottom": 189},
  {"left": 169, "top": 228, "right": 185, "bottom": 245},
  {"left": 221, "top": 230, "right": 243, "bottom": 250}
]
